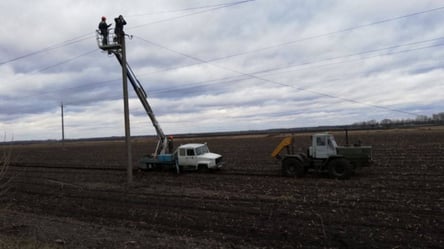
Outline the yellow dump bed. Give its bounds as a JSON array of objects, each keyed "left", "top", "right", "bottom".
[{"left": 271, "top": 136, "right": 293, "bottom": 158}]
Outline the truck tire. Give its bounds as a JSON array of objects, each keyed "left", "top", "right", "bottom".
[
  {"left": 328, "top": 158, "right": 353, "bottom": 180},
  {"left": 198, "top": 164, "right": 208, "bottom": 172},
  {"left": 282, "top": 158, "right": 305, "bottom": 177}
]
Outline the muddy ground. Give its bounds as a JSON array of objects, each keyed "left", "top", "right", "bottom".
[{"left": 0, "top": 127, "right": 443, "bottom": 248}]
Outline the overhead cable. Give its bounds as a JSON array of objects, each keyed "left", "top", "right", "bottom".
[
  {"left": 129, "top": 0, "right": 254, "bottom": 30},
  {"left": 207, "top": 5, "right": 444, "bottom": 61},
  {"left": 0, "top": 0, "right": 254, "bottom": 66},
  {"left": 135, "top": 37, "right": 421, "bottom": 117},
  {"left": 0, "top": 35, "right": 91, "bottom": 66},
  {"left": 129, "top": 0, "right": 255, "bottom": 17}
]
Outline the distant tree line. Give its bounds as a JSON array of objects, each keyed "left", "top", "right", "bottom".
[{"left": 352, "top": 112, "right": 444, "bottom": 129}]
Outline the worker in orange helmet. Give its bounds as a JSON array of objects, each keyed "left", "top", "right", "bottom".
[
  {"left": 167, "top": 135, "right": 174, "bottom": 153},
  {"left": 98, "top": 16, "right": 112, "bottom": 45}
]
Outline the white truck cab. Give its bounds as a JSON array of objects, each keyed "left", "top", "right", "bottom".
[
  {"left": 309, "top": 133, "right": 338, "bottom": 159},
  {"left": 176, "top": 143, "right": 224, "bottom": 171}
]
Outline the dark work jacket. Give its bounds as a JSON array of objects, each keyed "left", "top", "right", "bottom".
[
  {"left": 114, "top": 17, "right": 127, "bottom": 36},
  {"left": 99, "top": 21, "right": 111, "bottom": 35}
]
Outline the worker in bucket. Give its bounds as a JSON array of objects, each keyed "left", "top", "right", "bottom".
[
  {"left": 114, "top": 15, "right": 127, "bottom": 44},
  {"left": 98, "top": 16, "right": 112, "bottom": 45}
]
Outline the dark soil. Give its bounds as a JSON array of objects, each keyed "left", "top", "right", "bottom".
[{"left": 1, "top": 127, "right": 443, "bottom": 248}]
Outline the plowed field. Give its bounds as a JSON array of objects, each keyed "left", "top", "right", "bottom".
[{"left": 1, "top": 127, "right": 443, "bottom": 248}]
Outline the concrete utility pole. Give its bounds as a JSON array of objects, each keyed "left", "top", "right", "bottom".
[
  {"left": 61, "top": 102, "right": 65, "bottom": 146},
  {"left": 98, "top": 15, "right": 131, "bottom": 185},
  {"left": 120, "top": 30, "right": 133, "bottom": 185}
]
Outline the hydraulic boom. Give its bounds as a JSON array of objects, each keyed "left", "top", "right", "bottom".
[
  {"left": 113, "top": 51, "right": 169, "bottom": 157},
  {"left": 96, "top": 25, "right": 223, "bottom": 173}
]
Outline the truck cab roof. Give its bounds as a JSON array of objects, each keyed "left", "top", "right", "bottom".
[
  {"left": 178, "top": 143, "right": 207, "bottom": 149},
  {"left": 313, "top": 133, "right": 332, "bottom": 137}
]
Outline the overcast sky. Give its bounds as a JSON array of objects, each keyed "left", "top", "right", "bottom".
[{"left": 1, "top": 0, "right": 443, "bottom": 140}]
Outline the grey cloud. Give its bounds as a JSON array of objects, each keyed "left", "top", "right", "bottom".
[{"left": 1, "top": 0, "right": 443, "bottom": 140}]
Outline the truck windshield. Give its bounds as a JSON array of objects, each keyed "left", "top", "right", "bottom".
[{"left": 195, "top": 145, "right": 209, "bottom": 155}]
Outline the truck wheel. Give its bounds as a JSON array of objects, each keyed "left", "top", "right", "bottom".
[
  {"left": 328, "top": 158, "right": 353, "bottom": 180},
  {"left": 198, "top": 164, "right": 208, "bottom": 172},
  {"left": 141, "top": 163, "right": 153, "bottom": 171},
  {"left": 282, "top": 158, "right": 305, "bottom": 177}
]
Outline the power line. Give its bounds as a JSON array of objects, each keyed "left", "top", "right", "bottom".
[
  {"left": 37, "top": 49, "right": 98, "bottom": 73},
  {"left": 135, "top": 36, "right": 421, "bottom": 117},
  {"left": 0, "top": 1, "right": 254, "bottom": 67},
  {"left": 17, "top": 36, "right": 440, "bottom": 105},
  {"left": 2, "top": 2, "right": 439, "bottom": 69},
  {"left": 133, "top": 35, "right": 444, "bottom": 80},
  {"left": 0, "top": 34, "right": 92, "bottom": 66},
  {"left": 129, "top": 1, "right": 254, "bottom": 17},
  {"left": 124, "top": 4, "right": 444, "bottom": 78},
  {"left": 7, "top": 35, "right": 442, "bottom": 107},
  {"left": 203, "top": 5, "right": 444, "bottom": 62},
  {"left": 129, "top": 0, "right": 254, "bottom": 30},
  {"left": 3, "top": 3, "right": 442, "bottom": 114},
  {"left": 249, "top": 37, "right": 444, "bottom": 76},
  {"left": 2, "top": 48, "right": 100, "bottom": 88}
]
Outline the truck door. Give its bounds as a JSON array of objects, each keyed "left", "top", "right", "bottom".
[
  {"left": 314, "top": 136, "right": 329, "bottom": 159},
  {"left": 178, "top": 148, "right": 196, "bottom": 166},
  {"left": 315, "top": 135, "right": 337, "bottom": 158}
]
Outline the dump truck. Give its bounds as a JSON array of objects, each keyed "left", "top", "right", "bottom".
[{"left": 272, "top": 132, "right": 372, "bottom": 179}]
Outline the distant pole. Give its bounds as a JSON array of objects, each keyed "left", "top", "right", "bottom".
[
  {"left": 121, "top": 33, "right": 133, "bottom": 185},
  {"left": 61, "top": 102, "right": 65, "bottom": 145}
]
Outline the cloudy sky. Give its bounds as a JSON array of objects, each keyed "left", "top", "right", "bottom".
[{"left": 1, "top": 0, "right": 443, "bottom": 140}]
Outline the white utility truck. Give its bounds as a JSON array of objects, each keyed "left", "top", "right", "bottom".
[
  {"left": 97, "top": 29, "right": 223, "bottom": 173},
  {"left": 140, "top": 143, "right": 223, "bottom": 172}
]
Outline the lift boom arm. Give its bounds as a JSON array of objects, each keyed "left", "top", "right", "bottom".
[{"left": 113, "top": 52, "right": 168, "bottom": 156}]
